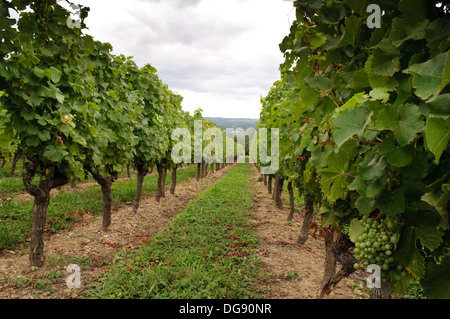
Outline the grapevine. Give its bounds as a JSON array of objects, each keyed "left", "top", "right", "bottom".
[
  {"left": 258, "top": 0, "right": 450, "bottom": 298},
  {"left": 0, "top": 0, "right": 238, "bottom": 267}
]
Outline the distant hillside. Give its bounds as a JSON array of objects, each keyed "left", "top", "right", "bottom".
[{"left": 205, "top": 117, "right": 258, "bottom": 130}]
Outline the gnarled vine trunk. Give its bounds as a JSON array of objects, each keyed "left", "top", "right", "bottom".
[
  {"left": 87, "top": 167, "right": 117, "bottom": 232},
  {"left": 267, "top": 175, "right": 272, "bottom": 194},
  {"left": 170, "top": 164, "right": 178, "bottom": 194},
  {"left": 272, "top": 174, "right": 279, "bottom": 200},
  {"left": 197, "top": 163, "right": 201, "bottom": 181},
  {"left": 132, "top": 164, "right": 150, "bottom": 214},
  {"left": 99, "top": 180, "right": 113, "bottom": 231},
  {"left": 23, "top": 156, "right": 68, "bottom": 267},
  {"left": 161, "top": 162, "right": 167, "bottom": 198},
  {"left": 155, "top": 161, "right": 166, "bottom": 202},
  {"left": 29, "top": 194, "right": 51, "bottom": 267},
  {"left": 10, "top": 150, "right": 21, "bottom": 177},
  {"left": 320, "top": 227, "right": 336, "bottom": 297},
  {"left": 297, "top": 198, "right": 314, "bottom": 245},
  {"left": 201, "top": 160, "right": 205, "bottom": 179},
  {"left": 274, "top": 175, "right": 284, "bottom": 209},
  {"left": 320, "top": 233, "right": 357, "bottom": 298},
  {"left": 371, "top": 283, "right": 392, "bottom": 299},
  {"left": 287, "top": 181, "right": 295, "bottom": 221}
]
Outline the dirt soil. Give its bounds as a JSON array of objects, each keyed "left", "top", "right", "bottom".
[
  {"left": 248, "top": 165, "right": 368, "bottom": 299},
  {"left": 0, "top": 164, "right": 369, "bottom": 299},
  {"left": 0, "top": 165, "right": 234, "bottom": 299}
]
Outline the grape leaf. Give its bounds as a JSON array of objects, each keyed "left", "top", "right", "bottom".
[
  {"left": 37, "top": 130, "right": 51, "bottom": 142},
  {"left": 398, "top": 0, "right": 427, "bottom": 20},
  {"left": 43, "top": 144, "right": 67, "bottom": 162},
  {"left": 304, "top": 76, "right": 332, "bottom": 92},
  {"left": 375, "top": 103, "right": 425, "bottom": 146},
  {"left": 319, "top": 144, "right": 355, "bottom": 202},
  {"left": 425, "top": 94, "right": 450, "bottom": 119},
  {"left": 351, "top": 69, "right": 370, "bottom": 89},
  {"left": 369, "top": 87, "right": 390, "bottom": 101},
  {"left": 335, "top": 16, "right": 361, "bottom": 48},
  {"left": 390, "top": 18, "right": 429, "bottom": 48},
  {"left": 421, "top": 256, "right": 450, "bottom": 299},
  {"left": 394, "top": 227, "right": 426, "bottom": 278},
  {"left": 371, "top": 39, "right": 400, "bottom": 76},
  {"left": 349, "top": 218, "right": 365, "bottom": 243},
  {"left": 33, "top": 66, "right": 46, "bottom": 79},
  {"left": 404, "top": 52, "right": 448, "bottom": 100},
  {"left": 298, "top": 84, "right": 321, "bottom": 108},
  {"left": 421, "top": 189, "right": 449, "bottom": 226},
  {"left": 310, "top": 145, "right": 332, "bottom": 169},
  {"left": 405, "top": 202, "right": 445, "bottom": 252},
  {"left": 26, "top": 93, "right": 44, "bottom": 107},
  {"left": 310, "top": 31, "right": 327, "bottom": 49},
  {"left": 346, "top": 0, "right": 371, "bottom": 15},
  {"left": 441, "top": 52, "right": 450, "bottom": 90},
  {"left": 365, "top": 54, "right": 399, "bottom": 90},
  {"left": 379, "top": 137, "right": 413, "bottom": 167},
  {"left": 376, "top": 188, "right": 405, "bottom": 216},
  {"left": 355, "top": 195, "right": 376, "bottom": 215},
  {"left": 332, "top": 106, "right": 372, "bottom": 147},
  {"left": 0, "top": 64, "right": 13, "bottom": 80},
  {"left": 425, "top": 117, "right": 450, "bottom": 164},
  {"left": 349, "top": 174, "right": 385, "bottom": 199},
  {"left": 25, "top": 136, "right": 40, "bottom": 147},
  {"left": 360, "top": 153, "right": 387, "bottom": 180},
  {"left": 48, "top": 66, "right": 62, "bottom": 84},
  {"left": 407, "top": 246, "right": 426, "bottom": 278}
]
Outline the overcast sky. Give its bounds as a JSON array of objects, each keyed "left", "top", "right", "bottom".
[{"left": 68, "top": 0, "right": 295, "bottom": 119}]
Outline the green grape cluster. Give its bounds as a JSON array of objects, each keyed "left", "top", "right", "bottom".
[{"left": 353, "top": 216, "right": 403, "bottom": 282}]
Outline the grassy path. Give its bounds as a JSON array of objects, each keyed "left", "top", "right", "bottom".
[
  {"left": 1, "top": 163, "right": 364, "bottom": 300},
  {"left": 87, "top": 163, "right": 267, "bottom": 299}
]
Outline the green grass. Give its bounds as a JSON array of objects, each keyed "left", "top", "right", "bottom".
[
  {"left": 86, "top": 163, "right": 266, "bottom": 299},
  {"left": 0, "top": 178, "right": 28, "bottom": 195},
  {"left": 0, "top": 165, "right": 139, "bottom": 196},
  {"left": 0, "top": 165, "right": 198, "bottom": 251},
  {"left": 0, "top": 161, "right": 23, "bottom": 179}
]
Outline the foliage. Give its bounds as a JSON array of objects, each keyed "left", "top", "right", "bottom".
[{"left": 259, "top": 0, "right": 450, "bottom": 298}]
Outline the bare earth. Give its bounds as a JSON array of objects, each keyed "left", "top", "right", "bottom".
[
  {"left": 0, "top": 164, "right": 368, "bottom": 299},
  {"left": 248, "top": 165, "right": 367, "bottom": 299}
]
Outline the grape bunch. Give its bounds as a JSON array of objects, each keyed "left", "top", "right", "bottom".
[{"left": 352, "top": 216, "right": 403, "bottom": 282}]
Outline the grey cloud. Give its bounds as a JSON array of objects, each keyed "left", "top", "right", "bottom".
[
  {"left": 131, "top": 9, "right": 249, "bottom": 47},
  {"left": 76, "top": 0, "right": 289, "bottom": 118},
  {"left": 136, "top": 0, "right": 202, "bottom": 8}
]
